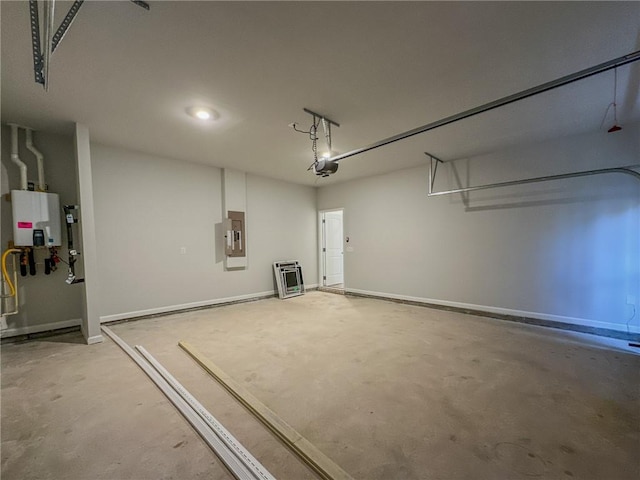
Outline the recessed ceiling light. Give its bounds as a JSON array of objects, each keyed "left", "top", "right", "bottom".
[
  {"left": 187, "top": 106, "right": 218, "bottom": 121},
  {"left": 195, "top": 109, "right": 211, "bottom": 120}
]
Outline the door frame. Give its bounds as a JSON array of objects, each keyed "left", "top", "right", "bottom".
[{"left": 318, "top": 208, "right": 344, "bottom": 288}]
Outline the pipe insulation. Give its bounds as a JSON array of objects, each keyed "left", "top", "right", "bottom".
[
  {"left": 25, "top": 129, "right": 46, "bottom": 191},
  {"left": 9, "top": 125, "right": 28, "bottom": 190}
]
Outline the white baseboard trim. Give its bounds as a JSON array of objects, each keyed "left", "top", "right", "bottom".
[
  {"left": 100, "top": 289, "right": 278, "bottom": 323},
  {"left": 0, "top": 318, "right": 82, "bottom": 338},
  {"left": 85, "top": 334, "right": 104, "bottom": 345},
  {"left": 345, "top": 288, "right": 640, "bottom": 334},
  {"left": 101, "top": 285, "right": 320, "bottom": 323}
]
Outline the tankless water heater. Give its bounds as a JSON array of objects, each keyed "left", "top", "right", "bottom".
[{"left": 11, "top": 190, "right": 62, "bottom": 247}]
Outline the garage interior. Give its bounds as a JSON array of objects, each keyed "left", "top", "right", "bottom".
[{"left": 1, "top": 2, "right": 639, "bottom": 480}]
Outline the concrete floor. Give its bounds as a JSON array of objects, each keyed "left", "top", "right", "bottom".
[{"left": 2, "top": 292, "right": 639, "bottom": 480}]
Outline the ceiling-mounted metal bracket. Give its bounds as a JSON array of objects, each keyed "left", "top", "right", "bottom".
[
  {"left": 303, "top": 108, "right": 340, "bottom": 156},
  {"left": 51, "top": 1, "right": 84, "bottom": 53},
  {"left": 41, "top": 0, "right": 55, "bottom": 91},
  {"left": 29, "top": 0, "right": 44, "bottom": 85},
  {"left": 425, "top": 153, "right": 640, "bottom": 197},
  {"left": 427, "top": 152, "right": 444, "bottom": 193},
  {"left": 29, "top": 0, "right": 149, "bottom": 90},
  {"left": 298, "top": 108, "right": 341, "bottom": 177},
  {"left": 30, "top": 0, "right": 84, "bottom": 89},
  {"left": 303, "top": 108, "right": 340, "bottom": 128}
]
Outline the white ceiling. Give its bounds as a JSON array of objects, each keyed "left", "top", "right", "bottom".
[{"left": 2, "top": 1, "right": 639, "bottom": 186}]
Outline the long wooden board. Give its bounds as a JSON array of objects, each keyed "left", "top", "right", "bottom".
[{"left": 179, "top": 341, "right": 354, "bottom": 480}]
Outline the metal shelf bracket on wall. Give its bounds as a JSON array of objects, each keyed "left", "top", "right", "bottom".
[{"left": 425, "top": 153, "right": 640, "bottom": 197}]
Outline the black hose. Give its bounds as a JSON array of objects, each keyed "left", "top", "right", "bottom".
[
  {"left": 28, "top": 249, "right": 36, "bottom": 276},
  {"left": 20, "top": 252, "right": 27, "bottom": 277}
]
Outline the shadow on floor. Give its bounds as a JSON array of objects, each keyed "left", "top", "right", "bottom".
[{"left": 2, "top": 327, "right": 85, "bottom": 346}]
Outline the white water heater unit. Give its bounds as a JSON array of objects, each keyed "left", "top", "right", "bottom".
[{"left": 11, "top": 190, "right": 62, "bottom": 247}]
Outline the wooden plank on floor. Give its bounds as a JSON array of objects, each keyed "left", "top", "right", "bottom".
[{"left": 179, "top": 341, "right": 354, "bottom": 480}]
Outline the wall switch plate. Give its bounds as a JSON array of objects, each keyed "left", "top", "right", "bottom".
[
  {"left": 627, "top": 295, "right": 636, "bottom": 305},
  {"left": 180, "top": 247, "right": 187, "bottom": 254}
]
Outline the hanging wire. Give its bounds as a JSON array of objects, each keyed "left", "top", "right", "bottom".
[
  {"left": 599, "top": 67, "right": 620, "bottom": 130},
  {"left": 612, "top": 67, "right": 619, "bottom": 124},
  {"left": 292, "top": 112, "right": 335, "bottom": 172},
  {"left": 599, "top": 103, "right": 614, "bottom": 129}
]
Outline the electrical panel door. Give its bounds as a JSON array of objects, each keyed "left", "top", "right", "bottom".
[{"left": 224, "top": 211, "right": 245, "bottom": 257}]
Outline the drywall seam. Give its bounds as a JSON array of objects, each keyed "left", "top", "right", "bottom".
[
  {"left": 345, "top": 288, "right": 640, "bottom": 335},
  {"left": 0, "top": 318, "right": 82, "bottom": 338},
  {"left": 99, "top": 286, "right": 320, "bottom": 323},
  {"left": 179, "top": 341, "right": 354, "bottom": 480}
]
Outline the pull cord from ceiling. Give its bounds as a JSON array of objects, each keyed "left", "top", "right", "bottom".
[
  {"left": 291, "top": 116, "right": 321, "bottom": 171},
  {"left": 600, "top": 67, "right": 623, "bottom": 133}
]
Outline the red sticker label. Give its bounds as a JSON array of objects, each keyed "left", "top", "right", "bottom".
[{"left": 17, "top": 222, "right": 33, "bottom": 229}]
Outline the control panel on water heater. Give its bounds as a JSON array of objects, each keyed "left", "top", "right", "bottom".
[{"left": 11, "top": 190, "right": 62, "bottom": 247}]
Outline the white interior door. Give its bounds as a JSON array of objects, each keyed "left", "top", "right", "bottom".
[{"left": 323, "top": 211, "right": 344, "bottom": 286}]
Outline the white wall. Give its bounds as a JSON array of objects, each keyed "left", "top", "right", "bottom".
[
  {"left": 0, "top": 128, "right": 83, "bottom": 335},
  {"left": 318, "top": 126, "right": 640, "bottom": 333},
  {"left": 90, "top": 144, "right": 317, "bottom": 321},
  {"left": 3, "top": 125, "right": 636, "bottom": 334}
]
